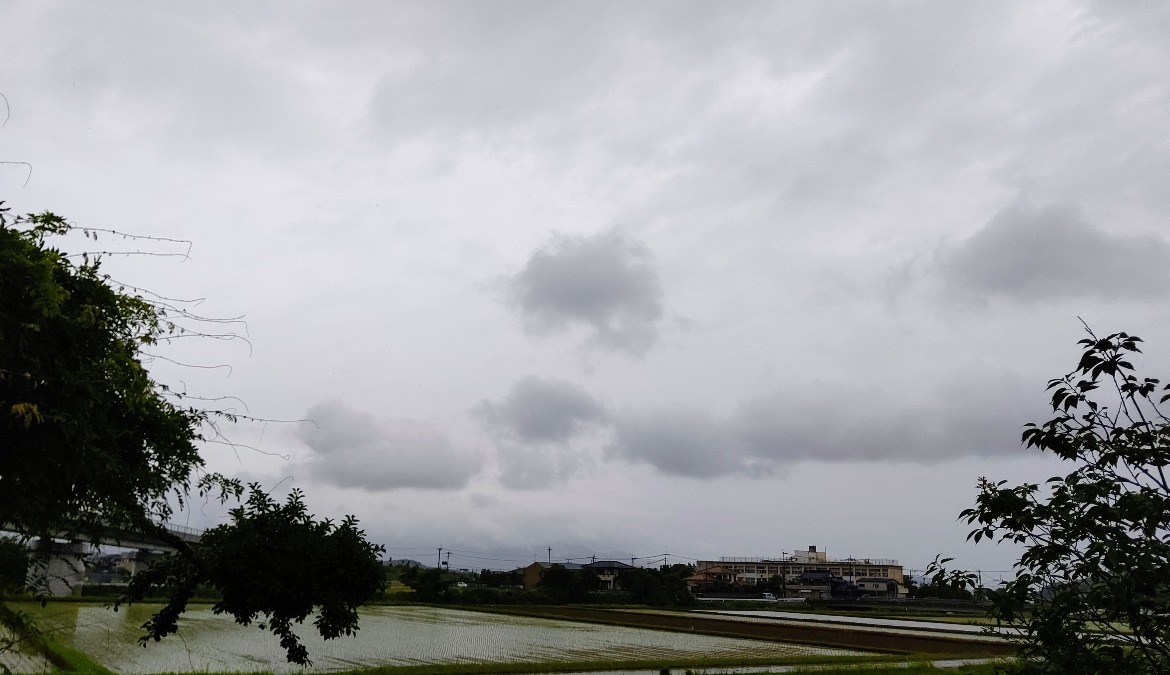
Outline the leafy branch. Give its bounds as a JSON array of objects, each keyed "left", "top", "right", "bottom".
[{"left": 940, "top": 327, "right": 1170, "bottom": 674}]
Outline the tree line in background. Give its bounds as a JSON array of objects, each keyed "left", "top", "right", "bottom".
[{"left": 391, "top": 562, "right": 697, "bottom": 607}]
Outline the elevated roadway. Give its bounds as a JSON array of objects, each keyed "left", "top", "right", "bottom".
[{"left": 2, "top": 521, "right": 203, "bottom": 551}]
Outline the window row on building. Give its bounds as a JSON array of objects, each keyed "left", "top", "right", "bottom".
[{"left": 695, "top": 545, "right": 906, "bottom": 585}]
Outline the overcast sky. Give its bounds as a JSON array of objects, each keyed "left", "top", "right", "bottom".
[{"left": 4, "top": 1, "right": 1170, "bottom": 576}]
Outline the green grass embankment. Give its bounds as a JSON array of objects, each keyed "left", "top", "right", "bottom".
[
  {"left": 37, "top": 637, "right": 116, "bottom": 675},
  {"left": 1, "top": 602, "right": 113, "bottom": 674}
]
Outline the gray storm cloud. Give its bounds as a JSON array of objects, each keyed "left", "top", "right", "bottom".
[
  {"left": 606, "top": 367, "right": 1039, "bottom": 478},
  {"left": 729, "top": 371, "right": 1037, "bottom": 464},
  {"left": 476, "top": 376, "right": 608, "bottom": 443},
  {"left": 477, "top": 367, "right": 1040, "bottom": 483},
  {"left": 506, "top": 230, "right": 664, "bottom": 356},
  {"left": 493, "top": 442, "right": 585, "bottom": 491},
  {"left": 940, "top": 204, "right": 1170, "bottom": 301},
  {"left": 604, "top": 407, "right": 768, "bottom": 479},
  {"left": 476, "top": 377, "right": 609, "bottom": 490},
  {"left": 298, "top": 400, "right": 482, "bottom": 491}
]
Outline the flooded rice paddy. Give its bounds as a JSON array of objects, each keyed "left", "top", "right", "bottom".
[
  {"left": 14, "top": 604, "right": 864, "bottom": 673},
  {"left": 696, "top": 610, "right": 1019, "bottom": 641}
]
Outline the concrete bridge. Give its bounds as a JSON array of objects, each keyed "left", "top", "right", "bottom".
[
  {"left": 4, "top": 522, "right": 205, "bottom": 596},
  {"left": 88, "top": 521, "right": 204, "bottom": 551}
]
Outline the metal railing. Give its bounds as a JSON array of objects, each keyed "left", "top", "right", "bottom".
[{"left": 162, "top": 522, "right": 204, "bottom": 537}]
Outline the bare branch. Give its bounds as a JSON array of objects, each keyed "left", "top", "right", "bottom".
[{"left": 0, "top": 161, "right": 32, "bottom": 188}]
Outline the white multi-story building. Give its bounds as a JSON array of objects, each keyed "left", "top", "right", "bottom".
[{"left": 696, "top": 545, "right": 905, "bottom": 586}]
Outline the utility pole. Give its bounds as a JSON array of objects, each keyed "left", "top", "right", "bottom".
[
  {"left": 437, "top": 547, "right": 443, "bottom": 569},
  {"left": 547, "top": 547, "right": 552, "bottom": 564},
  {"left": 780, "top": 550, "right": 787, "bottom": 599},
  {"left": 591, "top": 555, "right": 596, "bottom": 563},
  {"left": 446, "top": 551, "right": 451, "bottom": 568}
]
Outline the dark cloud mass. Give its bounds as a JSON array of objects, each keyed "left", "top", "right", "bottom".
[
  {"left": 477, "top": 377, "right": 609, "bottom": 490},
  {"left": 507, "top": 230, "right": 664, "bottom": 355},
  {"left": 730, "top": 371, "right": 1036, "bottom": 464},
  {"left": 607, "top": 368, "right": 1039, "bottom": 477},
  {"left": 476, "top": 376, "right": 608, "bottom": 443},
  {"left": 606, "top": 408, "right": 769, "bottom": 479},
  {"left": 298, "top": 401, "right": 482, "bottom": 491},
  {"left": 494, "top": 442, "right": 585, "bottom": 491},
  {"left": 941, "top": 204, "right": 1170, "bottom": 301}
]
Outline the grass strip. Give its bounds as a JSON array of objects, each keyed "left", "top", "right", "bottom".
[
  {"left": 38, "top": 637, "right": 116, "bottom": 675},
  {"left": 1, "top": 602, "right": 113, "bottom": 674}
]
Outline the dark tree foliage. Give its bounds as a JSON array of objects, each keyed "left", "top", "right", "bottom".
[
  {"left": 0, "top": 540, "right": 25, "bottom": 593},
  {"left": 1, "top": 208, "right": 207, "bottom": 542},
  {"left": 477, "top": 569, "right": 522, "bottom": 587},
  {"left": 622, "top": 566, "right": 695, "bottom": 607},
  {"left": 125, "top": 488, "right": 384, "bottom": 666},
  {"left": 940, "top": 329, "right": 1170, "bottom": 674},
  {"left": 537, "top": 565, "right": 598, "bottom": 603},
  {"left": 400, "top": 566, "right": 453, "bottom": 602},
  {"left": 0, "top": 206, "right": 384, "bottom": 665},
  {"left": 661, "top": 562, "right": 697, "bottom": 579},
  {"left": 907, "top": 575, "right": 973, "bottom": 601}
]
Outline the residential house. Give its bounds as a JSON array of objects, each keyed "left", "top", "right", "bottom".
[
  {"left": 583, "top": 560, "right": 634, "bottom": 590},
  {"left": 520, "top": 561, "right": 582, "bottom": 589}
]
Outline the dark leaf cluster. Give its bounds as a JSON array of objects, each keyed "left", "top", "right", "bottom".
[
  {"left": 400, "top": 566, "right": 454, "bottom": 602},
  {"left": 621, "top": 564, "right": 696, "bottom": 607},
  {"left": 536, "top": 564, "right": 599, "bottom": 604},
  {"left": 124, "top": 487, "right": 385, "bottom": 666},
  {"left": 942, "top": 329, "right": 1170, "bottom": 674},
  {"left": 1, "top": 205, "right": 204, "bottom": 543}
]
